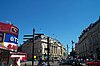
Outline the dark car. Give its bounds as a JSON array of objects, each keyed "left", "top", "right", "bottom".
[
  {"left": 59, "top": 59, "right": 77, "bottom": 65},
  {"left": 66, "top": 59, "right": 86, "bottom": 66},
  {"left": 59, "top": 59, "right": 68, "bottom": 65},
  {"left": 78, "top": 61, "right": 86, "bottom": 66},
  {"left": 66, "top": 60, "right": 77, "bottom": 65}
]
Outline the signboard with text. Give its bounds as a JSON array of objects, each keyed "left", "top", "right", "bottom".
[{"left": 3, "top": 33, "right": 18, "bottom": 51}]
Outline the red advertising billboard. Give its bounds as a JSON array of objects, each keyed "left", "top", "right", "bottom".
[
  {"left": 0, "top": 22, "right": 19, "bottom": 36},
  {"left": 0, "top": 22, "right": 19, "bottom": 51}
]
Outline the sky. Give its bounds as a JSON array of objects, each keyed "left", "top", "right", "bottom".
[{"left": 0, "top": 0, "right": 100, "bottom": 52}]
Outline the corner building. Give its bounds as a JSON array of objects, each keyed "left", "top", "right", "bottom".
[
  {"left": 0, "top": 22, "right": 27, "bottom": 66},
  {"left": 76, "top": 17, "right": 100, "bottom": 60}
]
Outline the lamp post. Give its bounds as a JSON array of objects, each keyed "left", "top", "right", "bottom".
[{"left": 71, "top": 40, "right": 76, "bottom": 59}]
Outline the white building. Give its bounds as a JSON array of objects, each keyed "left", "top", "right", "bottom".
[{"left": 22, "top": 35, "right": 66, "bottom": 61}]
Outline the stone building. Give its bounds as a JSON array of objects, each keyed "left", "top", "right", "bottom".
[
  {"left": 76, "top": 17, "right": 100, "bottom": 60},
  {"left": 21, "top": 35, "right": 66, "bottom": 61}
]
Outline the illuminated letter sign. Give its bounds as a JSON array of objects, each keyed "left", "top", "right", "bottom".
[
  {"left": 10, "top": 27, "right": 18, "bottom": 34},
  {"left": 4, "top": 33, "right": 18, "bottom": 51}
]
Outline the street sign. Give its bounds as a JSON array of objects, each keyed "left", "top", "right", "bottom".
[
  {"left": 24, "top": 35, "right": 33, "bottom": 37},
  {"left": 24, "top": 34, "right": 44, "bottom": 37}
]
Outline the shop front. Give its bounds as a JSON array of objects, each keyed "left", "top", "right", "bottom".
[
  {"left": 0, "top": 48, "right": 27, "bottom": 66},
  {"left": 0, "top": 46, "right": 10, "bottom": 66}
]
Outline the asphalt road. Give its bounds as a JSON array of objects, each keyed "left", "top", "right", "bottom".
[{"left": 20, "top": 61, "right": 71, "bottom": 66}]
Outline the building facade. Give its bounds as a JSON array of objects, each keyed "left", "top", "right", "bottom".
[
  {"left": 0, "top": 22, "right": 26, "bottom": 66},
  {"left": 21, "top": 35, "right": 66, "bottom": 61},
  {"left": 76, "top": 17, "right": 100, "bottom": 60}
]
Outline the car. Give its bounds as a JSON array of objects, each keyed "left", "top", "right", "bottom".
[
  {"left": 78, "top": 61, "right": 86, "bottom": 66},
  {"left": 59, "top": 59, "right": 68, "bottom": 65},
  {"left": 86, "top": 60, "right": 100, "bottom": 66},
  {"left": 66, "top": 59, "right": 86, "bottom": 66},
  {"left": 59, "top": 59, "right": 77, "bottom": 65}
]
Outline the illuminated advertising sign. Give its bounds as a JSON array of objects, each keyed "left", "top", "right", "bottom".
[
  {"left": 0, "top": 22, "right": 19, "bottom": 51},
  {"left": 0, "top": 22, "right": 19, "bottom": 36},
  {"left": 4, "top": 33, "right": 18, "bottom": 44},
  {"left": 3, "top": 33, "right": 18, "bottom": 51}
]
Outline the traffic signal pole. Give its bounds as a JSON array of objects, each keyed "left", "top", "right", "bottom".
[
  {"left": 47, "top": 37, "right": 50, "bottom": 66},
  {"left": 32, "top": 28, "right": 35, "bottom": 66},
  {"left": 23, "top": 29, "right": 44, "bottom": 66}
]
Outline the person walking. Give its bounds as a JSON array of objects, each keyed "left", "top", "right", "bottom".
[
  {"left": 38, "top": 56, "right": 43, "bottom": 66},
  {"left": 25, "top": 63, "right": 27, "bottom": 66}
]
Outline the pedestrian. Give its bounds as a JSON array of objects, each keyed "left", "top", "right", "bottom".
[
  {"left": 38, "top": 56, "right": 43, "bottom": 66},
  {"left": 13, "top": 58, "right": 18, "bottom": 66},
  {"left": 52, "top": 59, "right": 54, "bottom": 63},
  {"left": 42, "top": 62, "right": 46, "bottom": 66},
  {"left": 25, "top": 63, "right": 27, "bottom": 66}
]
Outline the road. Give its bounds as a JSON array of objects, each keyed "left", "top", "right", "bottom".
[{"left": 20, "top": 61, "right": 71, "bottom": 66}]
